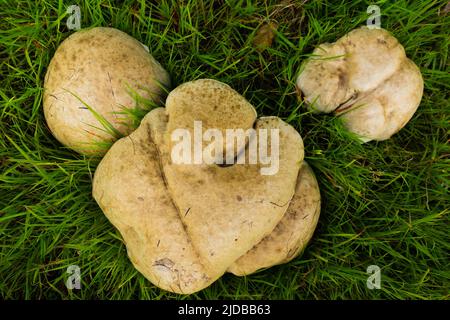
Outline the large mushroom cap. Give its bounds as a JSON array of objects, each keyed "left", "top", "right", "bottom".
[
  {"left": 43, "top": 27, "right": 170, "bottom": 155},
  {"left": 296, "top": 27, "right": 423, "bottom": 142},
  {"left": 92, "top": 79, "right": 316, "bottom": 294}
]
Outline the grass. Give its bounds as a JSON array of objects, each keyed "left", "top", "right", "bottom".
[{"left": 0, "top": 0, "right": 449, "bottom": 299}]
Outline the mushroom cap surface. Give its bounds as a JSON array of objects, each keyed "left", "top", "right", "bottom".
[
  {"left": 44, "top": 27, "right": 170, "bottom": 155},
  {"left": 296, "top": 27, "right": 423, "bottom": 141},
  {"left": 228, "top": 161, "right": 321, "bottom": 276}
]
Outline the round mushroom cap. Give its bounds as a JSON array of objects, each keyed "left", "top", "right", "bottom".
[
  {"left": 165, "top": 79, "right": 257, "bottom": 163},
  {"left": 43, "top": 27, "right": 171, "bottom": 155},
  {"left": 296, "top": 27, "right": 423, "bottom": 142}
]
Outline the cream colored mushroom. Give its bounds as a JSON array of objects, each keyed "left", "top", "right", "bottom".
[
  {"left": 296, "top": 27, "right": 423, "bottom": 142},
  {"left": 93, "top": 79, "right": 320, "bottom": 294},
  {"left": 43, "top": 27, "right": 170, "bottom": 155}
]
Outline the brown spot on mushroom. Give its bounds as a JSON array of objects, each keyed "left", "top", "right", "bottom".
[
  {"left": 377, "top": 38, "right": 387, "bottom": 45},
  {"left": 337, "top": 68, "right": 347, "bottom": 88}
]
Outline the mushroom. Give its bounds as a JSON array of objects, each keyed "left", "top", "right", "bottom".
[
  {"left": 92, "top": 79, "right": 320, "bottom": 294},
  {"left": 43, "top": 27, "right": 170, "bottom": 155},
  {"left": 296, "top": 27, "right": 423, "bottom": 142}
]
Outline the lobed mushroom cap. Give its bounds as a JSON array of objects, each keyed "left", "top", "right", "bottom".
[
  {"left": 296, "top": 27, "right": 423, "bottom": 142},
  {"left": 92, "top": 79, "right": 310, "bottom": 294},
  {"left": 228, "top": 161, "right": 321, "bottom": 276}
]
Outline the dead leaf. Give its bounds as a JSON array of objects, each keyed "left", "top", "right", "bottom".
[{"left": 252, "top": 21, "right": 278, "bottom": 52}]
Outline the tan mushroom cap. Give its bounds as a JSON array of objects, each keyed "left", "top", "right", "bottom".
[
  {"left": 296, "top": 27, "right": 423, "bottom": 142},
  {"left": 166, "top": 79, "right": 257, "bottom": 136},
  {"left": 165, "top": 79, "right": 257, "bottom": 161},
  {"left": 93, "top": 79, "right": 306, "bottom": 294},
  {"left": 228, "top": 161, "right": 321, "bottom": 276},
  {"left": 43, "top": 27, "right": 170, "bottom": 155}
]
